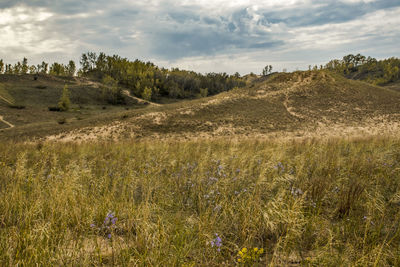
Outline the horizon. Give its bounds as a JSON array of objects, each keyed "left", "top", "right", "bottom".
[{"left": 1, "top": 0, "right": 399, "bottom": 75}]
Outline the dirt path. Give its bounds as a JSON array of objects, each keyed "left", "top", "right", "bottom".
[
  {"left": 122, "top": 90, "right": 161, "bottom": 106},
  {"left": 74, "top": 77, "right": 160, "bottom": 106},
  {"left": 0, "top": 115, "right": 14, "bottom": 129},
  {"left": 281, "top": 75, "right": 312, "bottom": 120}
]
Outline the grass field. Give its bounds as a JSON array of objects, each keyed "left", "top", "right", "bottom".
[{"left": 1, "top": 136, "right": 400, "bottom": 266}]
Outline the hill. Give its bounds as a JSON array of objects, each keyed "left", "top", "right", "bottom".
[
  {"left": 2, "top": 72, "right": 400, "bottom": 266},
  {"left": 0, "top": 74, "right": 152, "bottom": 134},
  {"left": 2, "top": 70, "right": 399, "bottom": 141}
]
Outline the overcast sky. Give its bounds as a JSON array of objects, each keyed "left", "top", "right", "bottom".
[{"left": 0, "top": 0, "right": 399, "bottom": 74}]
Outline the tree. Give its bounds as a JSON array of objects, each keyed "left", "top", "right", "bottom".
[
  {"left": 49, "top": 62, "right": 67, "bottom": 76},
  {"left": 199, "top": 88, "right": 208, "bottom": 97},
  {"left": 142, "top": 86, "right": 152, "bottom": 101},
  {"left": 0, "top": 59, "right": 4, "bottom": 74},
  {"left": 101, "top": 75, "right": 124, "bottom": 104},
  {"left": 40, "top": 61, "right": 48, "bottom": 74},
  {"left": 67, "top": 60, "right": 76, "bottom": 76},
  {"left": 80, "top": 53, "right": 90, "bottom": 73},
  {"left": 96, "top": 52, "right": 107, "bottom": 72},
  {"left": 29, "top": 65, "right": 37, "bottom": 74},
  {"left": 21, "top": 57, "right": 28, "bottom": 74},
  {"left": 14, "top": 62, "right": 22, "bottom": 74},
  {"left": 262, "top": 65, "right": 273, "bottom": 76},
  {"left": 58, "top": 85, "right": 71, "bottom": 111},
  {"left": 5, "top": 64, "right": 12, "bottom": 74},
  {"left": 262, "top": 66, "right": 268, "bottom": 76}
]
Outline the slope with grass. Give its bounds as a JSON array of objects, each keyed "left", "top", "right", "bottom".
[
  {"left": 1, "top": 70, "right": 400, "bottom": 141},
  {"left": 0, "top": 74, "right": 151, "bottom": 137},
  {"left": 40, "top": 70, "right": 400, "bottom": 142}
]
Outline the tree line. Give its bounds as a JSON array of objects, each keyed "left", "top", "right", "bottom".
[
  {"left": 0, "top": 54, "right": 246, "bottom": 102},
  {"left": 324, "top": 54, "right": 400, "bottom": 85},
  {"left": 78, "top": 52, "right": 245, "bottom": 101},
  {"left": 0, "top": 58, "right": 76, "bottom": 77}
]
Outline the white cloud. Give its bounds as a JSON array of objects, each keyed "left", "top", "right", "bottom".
[
  {"left": 0, "top": 0, "right": 399, "bottom": 73},
  {"left": 0, "top": 5, "right": 77, "bottom": 61}
]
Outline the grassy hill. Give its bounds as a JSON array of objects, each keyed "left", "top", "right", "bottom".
[
  {"left": 2, "top": 71, "right": 400, "bottom": 265},
  {"left": 0, "top": 74, "right": 151, "bottom": 134},
  {"left": 1, "top": 70, "right": 400, "bottom": 141}
]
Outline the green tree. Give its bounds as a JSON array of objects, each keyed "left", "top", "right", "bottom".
[
  {"left": 21, "top": 57, "right": 28, "bottom": 74},
  {"left": 199, "top": 88, "right": 208, "bottom": 97},
  {"left": 80, "top": 53, "right": 90, "bottom": 73},
  {"left": 142, "top": 86, "right": 152, "bottom": 101},
  {"left": 29, "top": 65, "right": 37, "bottom": 74},
  {"left": 67, "top": 60, "right": 76, "bottom": 76},
  {"left": 101, "top": 75, "right": 124, "bottom": 104},
  {"left": 49, "top": 63, "right": 67, "bottom": 76},
  {"left": 5, "top": 64, "right": 12, "bottom": 74},
  {"left": 0, "top": 59, "right": 4, "bottom": 74},
  {"left": 40, "top": 62, "right": 48, "bottom": 74},
  {"left": 58, "top": 85, "right": 71, "bottom": 111},
  {"left": 14, "top": 62, "right": 22, "bottom": 74}
]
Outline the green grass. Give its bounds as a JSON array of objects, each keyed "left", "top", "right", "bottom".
[{"left": 1, "top": 137, "right": 400, "bottom": 265}]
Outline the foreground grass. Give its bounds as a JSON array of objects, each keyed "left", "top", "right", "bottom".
[{"left": 1, "top": 137, "right": 400, "bottom": 266}]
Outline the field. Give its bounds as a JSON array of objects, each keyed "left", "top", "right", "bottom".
[
  {"left": 1, "top": 70, "right": 400, "bottom": 266},
  {"left": 1, "top": 137, "right": 400, "bottom": 266}
]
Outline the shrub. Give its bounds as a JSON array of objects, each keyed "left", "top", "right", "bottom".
[{"left": 58, "top": 85, "right": 71, "bottom": 111}]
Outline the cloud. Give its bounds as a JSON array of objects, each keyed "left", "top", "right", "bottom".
[{"left": 0, "top": 0, "right": 399, "bottom": 73}]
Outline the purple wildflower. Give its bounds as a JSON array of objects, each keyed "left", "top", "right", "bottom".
[{"left": 211, "top": 233, "right": 222, "bottom": 252}]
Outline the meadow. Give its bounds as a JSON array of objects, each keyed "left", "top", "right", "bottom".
[{"left": 1, "top": 136, "right": 400, "bottom": 266}]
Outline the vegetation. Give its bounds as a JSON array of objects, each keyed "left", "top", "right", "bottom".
[
  {"left": 1, "top": 52, "right": 400, "bottom": 265},
  {"left": 325, "top": 54, "right": 400, "bottom": 85},
  {"left": 1, "top": 137, "right": 400, "bottom": 265},
  {"left": 101, "top": 75, "right": 124, "bottom": 105},
  {"left": 0, "top": 54, "right": 246, "bottom": 103},
  {"left": 78, "top": 52, "right": 246, "bottom": 101},
  {"left": 58, "top": 85, "right": 71, "bottom": 111},
  {"left": 262, "top": 65, "right": 273, "bottom": 76}
]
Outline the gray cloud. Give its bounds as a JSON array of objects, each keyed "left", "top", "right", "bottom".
[{"left": 0, "top": 0, "right": 399, "bottom": 73}]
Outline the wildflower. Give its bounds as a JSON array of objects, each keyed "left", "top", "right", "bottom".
[
  {"left": 291, "top": 187, "right": 303, "bottom": 197},
  {"left": 107, "top": 233, "right": 112, "bottom": 239},
  {"left": 274, "top": 162, "right": 285, "bottom": 172},
  {"left": 237, "top": 247, "right": 264, "bottom": 264},
  {"left": 90, "top": 223, "right": 95, "bottom": 228},
  {"left": 214, "top": 205, "right": 222, "bottom": 212},
  {"left": 211, "top": 233, "right": 222, "bottom": 252}
]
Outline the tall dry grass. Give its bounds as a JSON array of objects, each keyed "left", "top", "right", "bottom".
[{"left": 1, "top": 137, "right": 400, "bottom": 266}]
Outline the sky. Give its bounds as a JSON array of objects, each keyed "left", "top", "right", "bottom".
[{"left": 0, "top": 0, "right": 399, "bottom": 75}]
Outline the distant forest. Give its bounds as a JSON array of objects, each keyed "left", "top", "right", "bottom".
[
  {"left": 324, "top": 54, "right": 400, "bottom": 85},
  {"left": 0, "top": 53, "right": 399, "bottom": 103},
  {"left": 0, "top": 53, "right": 245, "bottom": 102}
]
